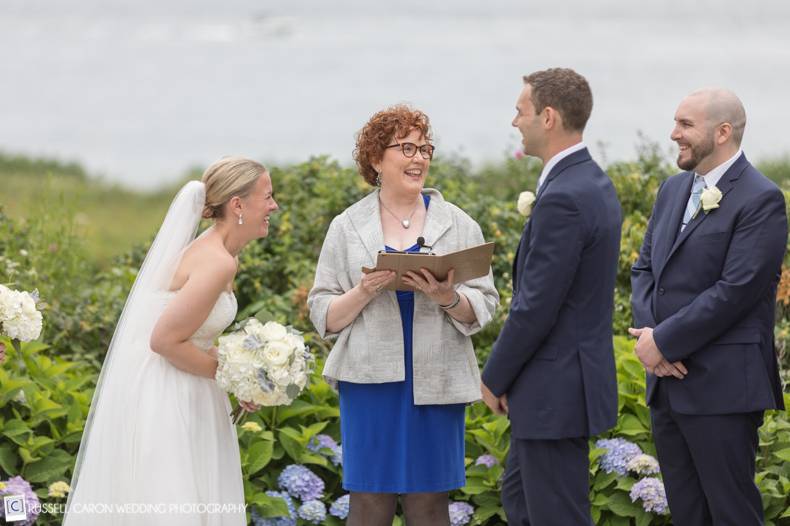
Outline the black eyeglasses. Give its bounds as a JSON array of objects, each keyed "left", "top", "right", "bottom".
[{"left": 385, "top": 141, "right": 435, "bottom": 160}]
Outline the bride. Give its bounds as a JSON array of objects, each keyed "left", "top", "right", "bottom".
[{"left": 64, "top": 157, "right": 278, "bottom": 525}]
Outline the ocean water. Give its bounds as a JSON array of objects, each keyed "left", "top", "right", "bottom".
[{"left": 1, "top": 0, "right": 788, "bottom": 188}]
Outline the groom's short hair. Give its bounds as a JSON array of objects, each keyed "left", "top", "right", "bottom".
[{"left": 523, "top": 68, "right": 593, "bottom": 133}]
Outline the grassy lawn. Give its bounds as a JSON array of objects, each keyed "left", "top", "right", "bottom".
[{"left": 0, "top": 153, "right": 183, "bottom": 264}]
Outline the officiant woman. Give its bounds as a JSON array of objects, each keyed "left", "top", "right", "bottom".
[{"left": 307, "top": 105, "right": 498, "bottom": 526}]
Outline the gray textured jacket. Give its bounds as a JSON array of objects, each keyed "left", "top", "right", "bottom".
[{"left": 307, "top": 188, "right": 499, "bottom": 405}]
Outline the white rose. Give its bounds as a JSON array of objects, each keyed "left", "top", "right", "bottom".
[
  {"left": 517, "top": 191, "right": 536, "bottom": 217},
  {"left": 700, "top": 185, "right": 723, "bottom": 213},
  {"left": 243, "top": 318, "right": 264, "bottom": 335},
  {"left": 284, "top": 332, "right": 305, "bottom": 352},
  {"left": 267, "top": 365, "right": 292, "bottom": 386},
  {"left": 262, "top": 340, "right": 292, "bottom": 367},
  {"left": 0, "top": 289, "right": 43, "bottom": 341},
  {"left": 260, "top": 321, "right": 288, "bottom": 342},
  {"left": 292, "top": 371, "right": 308, "bottom": 389}
]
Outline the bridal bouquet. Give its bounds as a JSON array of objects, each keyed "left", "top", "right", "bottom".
[
  {"left": 215, "top": 318, "right": 313, "bottom": 421},
  {"left": 0, "top": 285, "right": 43, "bottom": 346}
]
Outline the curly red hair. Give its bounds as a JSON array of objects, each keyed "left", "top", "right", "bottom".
[{"left": 353, "top": 105, "right": 433, "bottom": 186}]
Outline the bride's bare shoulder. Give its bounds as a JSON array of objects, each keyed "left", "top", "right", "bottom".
[{"left": 170, "top": 237, "right": 236, "bottom": 290}]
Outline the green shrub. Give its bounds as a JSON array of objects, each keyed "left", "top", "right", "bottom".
[{"left": 1, "top": 146, "right": 789, "bottom": 524}]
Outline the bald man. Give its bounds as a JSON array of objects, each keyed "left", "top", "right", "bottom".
[{"left": 630, "top": 88, "right": 786, "bottom": 525}]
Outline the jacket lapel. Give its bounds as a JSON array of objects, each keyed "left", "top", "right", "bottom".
[
  {"left": 512, "top": 148, "right": 591, "bottom": 293},
  {"left": 345, "top": 188, "right": 453, "bottom": 262},
  {"left": 662, "top": 153, "right": 749, "bottom": 266},
  {"left": 512, "top": 220, "right": 532, "bottom": 293},
  {"left": 419, "top": 188, "right": 452, "bottom": 248},
  {"left": 653, "top": 172, "right": 693, "bottom": 279},
  {"left": 535, "top": 147, "right": 592, "bottom": 201},
  {"left": 347, "top": 190, "right": 385, "bottom": 264}
]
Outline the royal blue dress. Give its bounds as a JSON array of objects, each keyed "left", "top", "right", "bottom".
[{"left": 338, "top": 195, "right": 467, "bottom": 493}]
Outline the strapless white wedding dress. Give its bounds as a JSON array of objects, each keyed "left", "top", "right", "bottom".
[{"left": 65, "top": 291, "right": 246, "bottom": 525}]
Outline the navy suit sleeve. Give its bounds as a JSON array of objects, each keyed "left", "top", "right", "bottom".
[
  {"left": 630, "top": 180, "right": 666, "bottom": 328},
  {"left": 654, "top": 188, "right": 788, "bottom": 362},
  {"left": 482, "top": 191, "right": 584, "bottom": 396}
]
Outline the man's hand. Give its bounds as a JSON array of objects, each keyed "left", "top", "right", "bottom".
[
  {"left": 628, "top": 327, "right": 686, "bottom": 379},
  {"left": 653, "top": 359, "right": 688, "bottom": 379},
  {"left": 481, "top": 382, "right": 508, "bottom": 415}
]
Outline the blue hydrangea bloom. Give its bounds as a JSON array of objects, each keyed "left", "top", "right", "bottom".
[
  {"left": 297, "top": 499, "right": 327, "bottom": 524},
  {"left": 596, "top": 438, "right": 643, "bottom": 475},
  {"left": 630, "top": 477, "right": 669, "bottom": 514},
  {"left": 474, "top": 454, "right": 498, "bottom": 468},
  {"left": 329, "top": 494, "right": 350, "bottom": 519},
  {"left": 277, "top": 464, "right": 325, "bottom": 501},
  {"left": 250, "top": 491, "right": 297, "bottom": 526},
  {"left": 307, "top": 434, "right": 343, "bottom": 465},
  {"left": 0, "top": 476, "right": 41, "bottom": 526},
  {"left": 448, "top": 501, "right": 475, "bottom": 526}
]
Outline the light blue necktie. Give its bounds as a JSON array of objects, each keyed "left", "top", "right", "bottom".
[{"left": 680, "top": 175, "right": 707, "bottom": 232}]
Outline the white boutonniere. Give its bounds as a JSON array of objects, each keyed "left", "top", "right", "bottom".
[
  {"left": 699, "top": 186, "right": 723, "bottom": 215},
  {"left": 517, "top": 191, "right": 536, "bottom": 217}
]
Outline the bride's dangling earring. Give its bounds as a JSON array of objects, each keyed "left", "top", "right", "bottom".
[{"left": 238, "top": 213, "right": 244, "bottom": 225}]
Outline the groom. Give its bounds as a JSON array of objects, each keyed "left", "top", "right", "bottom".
[
  {"left": 630, "top": 88, "right": 786, "bottom": 525},
  {"left": 481, "top": 68, "right": 622, "bottom": 525}
]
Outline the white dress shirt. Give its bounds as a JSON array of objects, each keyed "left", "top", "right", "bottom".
[{"left": 536, "top": 142, "right": 587, "bottom": 193}]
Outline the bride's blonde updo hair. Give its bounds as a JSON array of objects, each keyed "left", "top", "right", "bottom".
[{"left": 201, "top": 157, "right": 267, "bottom": 219}]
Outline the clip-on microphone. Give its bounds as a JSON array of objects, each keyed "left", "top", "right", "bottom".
[{"left": 416, "top": 236, "right": 435, "bottom": 255}]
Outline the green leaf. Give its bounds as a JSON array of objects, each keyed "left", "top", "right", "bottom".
[
  {"left": 773, "top": 448, "right": 790, "bottom": 462},
  {"left": 592, "top": 470, "right": 618, "bottom": 490},
  {"left": 250, "top": 493, "right": 290, "bottom": 518},
  {"left": 0, "top": 444, "right": 20, "bottom": 474},
  {"left": 276, "top": 399, "right": 338, "bottom": 423},
  {"left": 22, "top": 448, "right": 72, "bottom": 483},
  {"left": 635, "top": 507, "right": 653, "bottom": 526},
  {"left": 617, "top": 413, "right": 648, "bottom": 436},
  {"left": 278, "top": 428, "right": 305, "bottom": 462},
  {"left": 606, "top": 491, "right": 640, "bottom": 517},
  {"left": 245, "top": 440, "right": 274, "bottom": 476},
  {"left": 285, "top": 384, "right": 300, "bottom": 399},
  {"left": 300, "top": 421, "right": 329, "bottom": 440},
  {"left": 460, "top": 478, "right": 491, "bottom": 495},
  {"left": 300, "top": 452, "right": 329, "bottom": 467},
  {"left": 3, "top": 419, "right": 32, "bottom": 445}
]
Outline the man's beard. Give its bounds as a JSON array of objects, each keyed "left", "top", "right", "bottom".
[{"left": 677, "top": 132, "right": 715, "bottom": 171}]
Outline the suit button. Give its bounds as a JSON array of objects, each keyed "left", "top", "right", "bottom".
[{"left": 658, "top": 287, "right": 665, "bottom": 295}]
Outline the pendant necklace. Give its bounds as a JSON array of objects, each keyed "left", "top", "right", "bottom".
[{"left": 379, "top": 194, "right": 421, "bottom": 229}]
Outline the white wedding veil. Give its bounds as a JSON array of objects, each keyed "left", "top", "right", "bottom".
[{"left": 64, "top": 180, "right": 206, "bottom": 521}]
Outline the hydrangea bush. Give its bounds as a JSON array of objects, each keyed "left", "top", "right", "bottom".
[{"left": 1, "top": 150, "right": 789, "bottom": 525}]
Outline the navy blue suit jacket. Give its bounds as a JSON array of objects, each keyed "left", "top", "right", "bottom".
[
  {"left": 631, "top": 153, "right": 786, "bottom": 414},
  {"left": 482, "top": 148, "right": 622, "bottom": 439}
]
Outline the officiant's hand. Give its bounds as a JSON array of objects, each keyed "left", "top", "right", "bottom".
[
  {"left": 629, "top": 327, "right": 686, "bottom": 379},
  {"left": 403, "top": 268, "right": 456, "bottom": 306},
  {"left": 359, "top": 270, "right": 396, "bottom": 297},
  {"left": 481, "top": 381, "right": 508, "bottom": 415}
]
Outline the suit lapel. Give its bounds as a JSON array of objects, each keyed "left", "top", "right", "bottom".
[
  {"left": 653, "top": 172, "right": 693, "bottom": 279},
  {"left": 535, "top": 147, "right": 592, "bottom": 201},
  {"left": 512, "top": 148, "right": 591, "bottom": 293},
  {"left": 662, "top": 153, "right": 749, "bottom": 266},
  {"left": 512, "top": 220, "right": 532, "bottom": 292}
]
